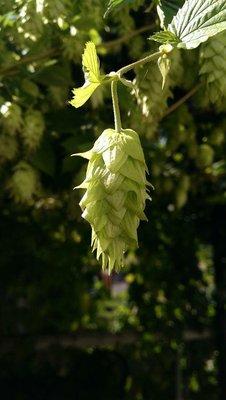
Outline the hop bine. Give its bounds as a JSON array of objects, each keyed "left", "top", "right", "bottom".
[{"left": 74, "top": 128, "right": 151, "bottom": 272}]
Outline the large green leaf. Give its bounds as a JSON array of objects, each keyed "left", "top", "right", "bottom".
[
  {"left": 168, "top": 0, "right": 226, "bottom": 49},
  {"left": 157, "top": 0, "right": 185, "bottom": 27}
]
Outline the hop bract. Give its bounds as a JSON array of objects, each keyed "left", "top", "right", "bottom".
[{"left": 75, "top": 128, "right": 150, "bottom": 272}]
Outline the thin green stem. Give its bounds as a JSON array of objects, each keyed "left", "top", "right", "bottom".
[
  {"left": 111, "top": 80, "right": 122, "bottom": 133},
  {"left": 110, "top": 50, "right": 165, "bottom": 131},
  {"left": 117, "top": 50, "right": 162, "bottom": 77}
]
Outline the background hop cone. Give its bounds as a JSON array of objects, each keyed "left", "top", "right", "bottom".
[
  {"left": 75, "top": 128, "right": 150, "bottom": 272},
  {"left": 21, "top": 110, "right": 45, "bottom": 151},
  {"left": 7, "top": 161, "right": 42, "bottom": 204},
  {"left": 132, "top": 49, "right": 183, "bottom": 138},
  {"left": 199, "top": 31, "right": 226, "bottom": 111}
]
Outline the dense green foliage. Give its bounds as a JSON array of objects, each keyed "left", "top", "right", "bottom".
[{"left": 0, "top": 1, "right": 226, "bottom": 399}]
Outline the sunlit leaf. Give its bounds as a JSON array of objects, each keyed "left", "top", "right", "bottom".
[
  {"left": 157, "top": 0, "right": 185, "bottom": 27},
  {"left": 168, "top": 0, "right": 226, "bottom": 49},
  {"left": 82, "top": 41, "right": 101, "bottom": 83},
  {"left": 70, "top": 42, "right": 104, "bottom": 108},
  {"left": 150, "top": 30, "right": 179, "bottom": 45},
  {"left": 70, "top": 82, "right": 100, "bottom": 108},
  {"left": 104, "top": 0, "right": 136, "bottom": 17}
]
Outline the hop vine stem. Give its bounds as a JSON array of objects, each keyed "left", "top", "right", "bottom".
[
  {"left": 117, "top": 50, "right": 162, "bottom": 76},
  {"left": 111, "top": 50, "right": 164, "bottom": 132},
  {"left": 111, "top": 79, "right": 122, "bottom": 133}
]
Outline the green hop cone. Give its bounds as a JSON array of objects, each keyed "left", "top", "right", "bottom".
[
  {"left": 7, "top": 161, "right": 42, "bottom": 204},
  {"left": 21, "top": 110, "right": 45, "bottom": 151},
  {"left": 1, "top": 103, "right": 23, "bottom": 135},
  {"left": 199, "top": 31, "right": 226, "bottom": 111},
  {"left": 132, "top": 49, "right": 183, "bottom": 138},
  {"left": 0, "top": 135, "right": 18, "bottom": 163},
  {"left": 196, "top": 144, "right": 214, "bottom": 169},
  {"left": 74, "top": 128, "right": 150, "bottom": 272}
]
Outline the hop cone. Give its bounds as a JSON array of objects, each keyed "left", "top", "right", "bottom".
[
  {"left": 75, "top": 128, "right": 150, "bottom": 272},
  {"left": 7, "top": 161, "right": 41, "bottom": 204},
  {"left": 0, "top": 135, "right": 18, "bottom": 163},
  {"left": 21, "top": 110, "right": 45, "bottom": 151},
  {"left": 133, "top": 49, "right": 183, "bottom": 137},
  {"left": 199, "top": 31, "right": 226, "bottom": 110},
  {"left": 1, "top": 103, "right": 22, "bottom": 135}
]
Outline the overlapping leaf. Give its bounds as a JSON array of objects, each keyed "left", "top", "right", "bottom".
[
  {"left": 157, "top": 0, "right": 185, "bottom": 27},
  {"left": 104, "top": 0, "right": 136, "bottom": 17},
  {"left": 151, "top": 30, "right": 179, "bottom": 45}
]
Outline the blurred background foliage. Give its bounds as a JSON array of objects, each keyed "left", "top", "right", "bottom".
[{"left": 0, "top": 0, "right": 226, "bottom": 399}]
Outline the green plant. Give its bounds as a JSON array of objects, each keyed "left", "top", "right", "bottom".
[{"left": 70, "top": 0, "right": 226, "bottom": 270}]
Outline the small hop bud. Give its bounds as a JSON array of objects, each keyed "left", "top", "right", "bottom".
[{"left": 74, "top": 128, "right": 151, "bottom": 272}]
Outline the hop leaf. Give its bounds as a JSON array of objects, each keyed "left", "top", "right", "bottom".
[
  {"left": 168, "top": 0, "right": 226, "bottom": 49},
  {"left": 71, "top": 82, "right": 100, "bottom": 108},
  {"left": 70, "top": 42, "right": 104, "bottom": 108},
  {"left": 150, "top": 30, "right": 179, "bottom": 46},
  {"left": 74, "top": 128, "right": 150, "bottom": 272},
  {"left": 157, "top": 0, "right": 185, "bottom": 28},
  {"left": 104, "top": 0, "right": 142, "bottom": 17},
  {"left": 82, "top": 42, "right": 101, "bottom": 83}
]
